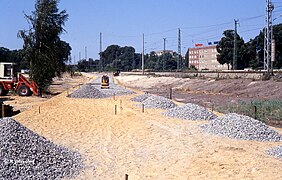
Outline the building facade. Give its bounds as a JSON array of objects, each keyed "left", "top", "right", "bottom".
[{"left": 188, "top": 45, "right": 228, "bottom": 70}]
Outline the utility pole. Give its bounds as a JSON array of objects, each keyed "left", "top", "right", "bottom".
[
  {"left": 163, "top": 38, "right": 167, "bottom": 71},
  {"left": 79, "top": 52, "right": 81, "bottom": 61},
  {"left": 85, "top": 46, "right": 87, "bottom": 60},
  {"left": 100, "top": 32, "right": 103, "bottom": 58},
  {"left": 178, "top": 28, "right": 182, "bottom": 70},
  {"left": 264, "top": 0, "right": 274, "bottom": 73},
  {"left": 142, "top": 33, "right": 145, "bottom": 75},
  {"left": 99, "top": 32, "right": 103, "bottom": 71},
  {"left": 100, "top": 32, "right": 102, "bottom": 53},
  {"left": 233, "top": 19, "right": 239, "bottom": 70},
  {"left": 163, "top": 37, "right": 166, "bottom": 53}
]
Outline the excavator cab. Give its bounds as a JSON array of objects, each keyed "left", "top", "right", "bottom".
[{"left": 101, "top": 75, "right": 109, "bottom": 89}]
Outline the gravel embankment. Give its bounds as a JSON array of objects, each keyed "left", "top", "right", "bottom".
[
  {"left": 0, "top": 118, "right": 83, "bottom": 179},
  {"left": 68, "top": 84, "right": 106, "bottom": 98},
  {"left": 68, "top": 77, "right": 135, "bottom": 99},
  {"left": 163, "top": 103, "right": 217, "bottom": 121},
  {"left": 130, "top": 94, "right": 152, "bottom": 102},
  {"left": 267, "top": 146, "right": 282, "bottom": 159},
  {"left": 139, "top": 95, "right": 177, "bottom": 109},
  {"left": 200, "top": 113, "right": 282, "bottom": 142}
]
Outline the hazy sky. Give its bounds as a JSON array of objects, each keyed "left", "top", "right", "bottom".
[{"left": 1, "top": 0, "right": 282, "bottom": 62}]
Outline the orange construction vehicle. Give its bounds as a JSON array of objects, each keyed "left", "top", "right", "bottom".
[{"left": 0, "top": 62, "right": 40, "bottom": 96}]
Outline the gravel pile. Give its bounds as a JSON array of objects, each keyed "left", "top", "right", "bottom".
[
  {"left": 99, "top": 83, "right": 135, "bottom": 97},
  {"left": 163, "top": 103, "right": 217, "bottom": 121},
  {"left": 140, "top": 95, "right": 177, "bottom": 109},
  {"left": 200, "top": 113, "right": 282, "bottom": 142},
  {"left": 68, "top": 77, "right": 135, "bottom": 99},
  {"left": 0, "top": 118, "right": 83, "bottom": 179},
  {"left": 130, "top": 94, "right": 152, "bottom": 102},
  {"left": 267, "top": 146, "right": 282, "bottom": 159},
  {"left": 68, "top": 84, "right": 106, "bottom": 99}
]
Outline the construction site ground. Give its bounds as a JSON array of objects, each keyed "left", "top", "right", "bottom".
[{"left": 3, "top": 73, "right": 282, "bottom": 179}]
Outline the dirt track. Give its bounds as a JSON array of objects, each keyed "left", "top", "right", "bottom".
[{"left": 10, "top": 74, "right": 282, "bottom": 179}]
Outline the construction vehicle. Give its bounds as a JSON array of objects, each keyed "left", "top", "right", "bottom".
[
  {"left": 0, "top": 62, "right": 40, "bottom": 96},
  {"left": 113, "top": 70, "right": 120, "bottom": 76},
  {"left": 101, "top": 75, "right": 109, "bottom": 89}
]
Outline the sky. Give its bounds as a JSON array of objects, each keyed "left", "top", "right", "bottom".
[{"left": 1, "top": 0, "right": 282, "bottom": 63}]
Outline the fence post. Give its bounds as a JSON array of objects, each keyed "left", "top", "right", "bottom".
[
  {"left": 169, "top": 88, "right": 172, "bottom": 99},
  {"left": 115, "top": 105, "right": 117, "bottom": 115},
  {"left": 125, "top": 174, "right": 128, "bottom": 180},
  {"left": 254, "top": 106, "right": 257, "bottom": 119},
  {"left": 142, "top": 104, "right": 145, "bottom": 113}
]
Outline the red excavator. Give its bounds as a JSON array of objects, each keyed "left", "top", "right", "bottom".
[{"left": 0, "top": 62, "right": 40, "bottom": 96}]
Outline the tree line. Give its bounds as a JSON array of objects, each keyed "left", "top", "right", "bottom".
[
  {"left": 77, "top": 45, "right": 186, "bottom": 72},
  {"left": 77, "top": 23, "right": 282, "bottom": 72},
  {"left": 217, "top": 24, "right": 282, "bottom": 70}
]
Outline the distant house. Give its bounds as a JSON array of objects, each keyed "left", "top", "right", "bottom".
[{"left": 187, "top": 45, "right": 228, "bottom": 70}]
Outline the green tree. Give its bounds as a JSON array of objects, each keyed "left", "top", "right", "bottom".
[
  {"left": 273, "top": 24, "right": 282, "bottom": 69},
  {"left": 217, "top": 30, "right": 245, "bottom": 70},
  {"left": 243, "top": 23, "right": 282, "bottom": 70},
  {"left": 18, "top": 0, "right": 69, "bottom": 90},
  {"left": 145, "top": 51, "right": 158, "bottom": 69},
  {"left": 99, "top": 45, "right": 138, "bottom": 71}
]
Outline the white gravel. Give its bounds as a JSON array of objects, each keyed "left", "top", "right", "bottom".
[
  {"left": 267, "top": 146, "right": 282, "bottom": 159},
  {"left": 0, "top": 117, "right": 83, "bottom": 179},
  {"left": 200, "top": 113, "right": 282, "bottom": 142},
  {"left": 138, "top": 95, "right": 177, "bottom": 109},
  {"left": 130, "top": 94, "right": 152, "bottom": 102},
  {"left": 68, "top": 77, "right": 135, "bottom": 99},
  {"left": 163, "top": 103, "right": 217, "bottom": 121}
]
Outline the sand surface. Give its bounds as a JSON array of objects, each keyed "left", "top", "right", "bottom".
[{"left": 13, "top": 74, "right": 282, "bottom": 179}]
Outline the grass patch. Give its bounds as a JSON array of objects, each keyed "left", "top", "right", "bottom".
[{"left": 216, "top": 100, "right": 282, "bottom": 122}]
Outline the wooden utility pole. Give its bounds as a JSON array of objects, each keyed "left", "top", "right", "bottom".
[
  {"left": 142, "top": 33, "right": 145, "bottom": 75},
  {"left": 233, "top": 19, "right": 239, "bottom": 70}
]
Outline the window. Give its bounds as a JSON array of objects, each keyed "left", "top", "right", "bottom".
[{"left": 4, "top": 64, "right": 12, "bottom": 77}]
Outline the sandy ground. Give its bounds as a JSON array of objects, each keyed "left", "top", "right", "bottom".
[
  {"left": 10, "top": 73, "right": 282, "bottom": 179},
  {"left": 4, "top": 73, "right": 91, "bottom": 112}
]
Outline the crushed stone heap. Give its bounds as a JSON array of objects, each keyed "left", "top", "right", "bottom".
[
  {"left": 68, "top": 79, "right": 135, "bottom": 99},
  {"left": 139, "top": 95, "right": 177, "bottom": 109},
  {"left": 200, "top": 113, "right": 282, "bottom": 142},
  {"left": 0, "top": 118, "right": 83, "bottom": 179},
  {"left": 68, "top": 84, "right": 106, "bottom": 98},
  {"left": 163, "top": 103, "right": 217, "bottom": 121},
  {"left": 130, "top": 94, "right": 152, "bottom": 102},
  {"left": 267, "top": 146, "right": 282, "bottom": 159}
]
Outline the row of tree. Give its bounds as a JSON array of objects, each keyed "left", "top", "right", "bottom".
[
  {"left": 77, "top": 23, "right": 282, "bottom": 72},
  {"left": 77, "top": 45, "right": 185, "bottom": 72},
  {"left": 216, "top": 23, "right": 282, "bottom": 70},
  {"left": 0, "top": 47, "right": 28, "bottom": 72}
]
